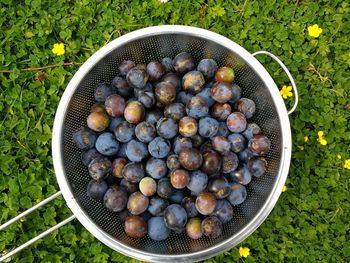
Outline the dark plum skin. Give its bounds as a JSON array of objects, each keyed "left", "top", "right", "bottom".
[
  {"left": 134, "top": 82, "right": 153, "bottom": 98},
  {"left": 215, "top": 67, "right": 235, "bottom": 83},
  {"left": 117, "top": 209, "right": 131, "bottom": 222},
  {"left": 201, "top": 150, "right": 221, "bottom": 176},
  {"left": 248, "top": 134, "right": 271, "bottom": 156},
  {"left": 114, "top": 121, "right": 135, "bottom": 143},
  {"left": 87, "top": 111, "right": 109, "bottom": 132},
  {"left": 148, "top": 216, "right": 171, "bottom": 241},
  {"left": 124, "top": 101, "right": 145, "bottom": 124},
  {"left": 236, "top": 98, "right": 256, "bottom": 119},
  {"left": 208, "top": 177, "right": 231, "bottom": 199},
  {"left": 239, "top": 148, "right": 255, "bottom": 162},
  {"left": 119, "top": 60, "right": 136, "bottom": 76},
  {"left": 198, "top": 117, "right": 219, "bottom": 138},
  {"left": 190, "top": 134, "right": 204, "bottom": 148},
  {"left": 248, "top": 157, "right": 267, "bottom": 177},
  {"left": 195, "top": 192, "right": 217, "bottom": 215},
  {"left": 187, "top": 170, "right": 208, "bottom": 193},
  {"left": 226, "top": 112, "right": 247, "bottom": 133},
  {"left": 170, "top": 189, "right": 186, "bottom": 204},
  {"left": 173, "top": 136, "right": 192, "bottom": 154},
  {"left": 186, "top": 217, "right": 203, "bottom": 239},
  {"left": 72, "top": 127, "right": 96, "bottom": 150},
  {"left": 228, "top": 134, "right": 246, "bottom": 153},
  {"left": 229, "top": 84, "right": 242, "bottom": 104},
  {"left": 162, "top": 73, "right": 181, "bottom": 91},
  {"left": 201, "top": 216, "right": 223, "bottom": 238},
  {"left": 148, "top": 137, "right": 171, "bottom": 158},
  {"left": 230, "top": 164, "right": 252, "bottom": 185},
  {"left": 164, "top": 204, "right": 188, "bottom": 232},
  {"left": 182, "top": 196, "right": 198, "bottom": 218},
  {"left": 200, "top": 141, "right": 214, "bottom": 153},
  {"left": 87, "top": 180, "right": 108, "bottom": 201},
  {"left": 211, "top": 82, "right": 234, "bottom": 103},
  {"left": 148, "top": 197, "right": 169, "bottom": 216},
  {"left": 146, "top": 158, "right": 168, "bottom": 179},
  {"left": 127, "top": 191, "right": 149, "bottom": 215},
  {"left": 109, "top": 116, "right": 124, "bottom": 132},
  {"left": 173, "top": 52, "right": 195, "bottom": 74},
  {"left": 179, "top": 148, "right": 203, "bottom": 171},
  {"left": 126, "top": 68, "right": 148, "bottom": 89},
  {"left": 161, "top": 57, "right": 174, "bottom": 72},
  {"left": 138, "top": 91, "right": 155, "bottom": 108},
  {"left": 217, "top": 122, "right": 229, "bottom": 137},
  {"left": 112, "top": 158, "right": 127, "bottom": 178},
  {"left": 179, "top": 117, "right": 198, "bottom": 137},
  {"left": 197, "top": 87, "right": 215, "bottom": 107},
  {"left": 182, "top": 70, "right": 205, "bottom": 94},
  {"left": 81, "top": 148, "right": 103, "bottom": 166},
  {"left": 222, "top": 152, "right": 239, "bottom": 173},
  {"left": 157, "top": 178, "right": 174, "bottom": 199},
  {"left": 90, "top": 102, "right": 107, "bottom": 114},
  {"left": 125, "top": 139, "right": 148, "bottom": 162},
  {"left": 170, "top": 169, "right": 190, "bottom": 189},
  {"left": 164, "top": 103, "right": 185, "bottom": 121},
  {"left": 122, "top": 162, "right": 145, "bottom": 183},
  {"left": 167, "top": 154, "right": 180, "bottom": 170},
  {"left": 94, "top": 83, "right": 114, "bottom": 103},
  {"left": 95, "top": 132, "right": 120, "bottom": 156},
  {"left": 112, "top": 76, "right": 133, "bottom": 97},
  {"left": 212, "top": 199, "right": 233, "bottom": 224},
  {"left": 124, "top": 215, "right": 147, "bottom": 238},
  {"left": 156, "top": 118, "right": 178, "bottom": 139},
  {"left": 135, "top": 122, "right": 156, "bottom": 143},
  {"left": 104, "top": 185, "right": 128, "bottom": 212},
  {"left": 242, "top": 123, "right": 261, "bottom": 140},
  {"left": 146, "top": 61, "right": 166, "bottom": 81},
  {"left": 197, "top": 59, "right": 218, "bottom": 79},
  {"left": 105, "top": 94, "right": 125, "bottom": 117},
  {"left": 155, "top": 82, "right": 177, "bottom": 105},
  {"left": 120, "top": 179, "right": 138, "bottom": 194},
  {"left": 211, "top": 103, "right": 232, "bottom": 120},
  {"left": 104, "top": 175, "right": 118, "bottom": 186},
  {"left": 117, "top": 143, "right": 128, "bottom": 158},
  {"left": 212, "top": 136, "right": 231, "bottom": 155},
  {"left": 186, "top": 96, "right": 209, "bottom": 119},
  {"left": 227, "top": 183, "right": 247, "bottom": 205},
  {"left": 144, "top": 108, "right": 163, "bottom": 125},
  {"left": 88, "top": 157, "right": 111, "bottom": 181},
  {"left": 177, "top": 91, "right": 193, "bottom": 105},
  {"left": 139, "top": 177, "right": 157, "bottom": 196}
]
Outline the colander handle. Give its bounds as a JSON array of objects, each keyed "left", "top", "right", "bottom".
[
  {"left": 0, "top": 191, "right": 76, "bottom": 262},
  {"left": 252, "top": 51, "right": 298, "bottom": 115}
]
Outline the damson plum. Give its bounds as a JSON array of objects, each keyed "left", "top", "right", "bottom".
[
  {"left": 228, "top": 134, "right": 246, "bottom": 153},
  {"left": 186, "top": 96, "right": 209, "bottom": 119},
  {"left": 173, "top": 52, "right": 195, "bottom": 74},
  {"left": 242, "top": 123, "right": 261, "bottom": 140},
  {"left": 230, "top": 164, "right": 252, "bottom": 185},
  {"left": 164, "top": 103, "right": 185, "bottom": 121},
  {"left": 248, "top": 157, "right": 267, "bottom": 177},
  {"left": 182, "top": 196, "right": 198, "bottom": 218},
  {"left": 147, "top": 61, "right": 165, "bottom": 81},
  {"left": 179, "top": 117, "right": 198, "bottom": 137},
  {"left": 134, "top": 83, "right": 153, "bottom": 98},
  {"left": 200, "top": 141, "right": 214, "bottom": 154},
  {"left": 201, "top": 216, "right": 223, "bottom": 238},
  {"left": 145, "top": 158, "right": 167, "bottom": 179},
  {"left": 197, "top": 87, "right": 215, "bottom": 107},
  {"left": 227, "top": 183, "right": 247, "bottom": 205},
  {"left": 119, "top": 60, "right": 136, "bottom": 76},
  {"left": 109, "top": 117, "right": 124, "bottom": 132},
  {"left": 229, "top": 84, "right": 242, "bottom": 104},
  {"left": 239, "top": 148, "right": 255, "bottom": 162},
  {"left": 215, "top": 67, "right": 235, "bottom": 83},
  {"left": 173, "top": 136, "right": 192, "bottom": 154},
  {"left": 112, "top": 76, "right": 133, "bottom": 97},
  {"left": 126, "top": 68, "right": 148, "bottom": 89},
  {"left": 90, "top": 102, "right": 106, "bottom": 114},
  {"left": 104, "top": 185, "right": 128, "bottom": 212},
  {"left": 236, "top": 98, "right": 256, "bottom": 119},
  {"left": 87, "top": 111, "right": 109, "bottom": 132},
  {"left": 122, "top": 162, "right": 145, "bottom": 183},
  {"left": 186, "top": 217, "right": 203, "bottom": 239},
  {"left": 211, "top": 103, "right": 232, "bottom": 120},
  {"left": 164, "top": 204, "right": 188, "bottom": 232},
  {"left": 117, "top": 209, "right": 131, "bottom": 222},
  {"left": 190, "top": 134, "right": 204, "bottom": 148},
  {"left": 94, "top": 82, "right": 114, "bottom": 103},
  {"left": 104, "top": 175, "right": 118, "bottom": 186},
  {"left": 156, "top": 118, "right": 178, "bottom": 139},
  {"left": 162, "top": 73, "right": 181, "bottom": 91},
  {"left": 139, "top": 177, "right": 157, "bottom": 196},
  {"left": 124, "top": 101, "right": 145, "bottom": 124},
  {"left": 212, "top": 199, "right": 233, "bottom": 224},
  {"left": 198, "top": 117, "right": 219, "bottom": 138},
  {"left": 105, "top": 94, "right": 125, "bottom": 118},
  {"left": 81, "top": 148, "right": 103, "bottom": 166},
  {"left": 179, "top": 148, "right": 203, "bottom": 171},
  {"left": 88, "top": 157, "right": 111, "bottom": 181},
  {"left": 248, "top": 134, "right": 271, "bottom": 156},
  {"left": 127, "top": 192, "right": 149, "bottom": 215},
  {"left": 195, "top": 192, "right": 217, "bottom": 215},
  {"left": 170, "top": 169, "right": 190, "bottom": 189},
  {"left": 187, "top": 170, "right": 208, "bottom": 193},
  {"left": 212, "top": 136, "right": 231, "bottom": 155},
  {"left": 208, "top": 177, "right": 231, "bottom": 199},
  {"left": 226, "top": 112, "right": 247, "bottom": 133},
  {"left": 161, "top": 57, "right": 174, "bottom": 72},
  {"left": 148, "top": 137, "right": 171, "bottom": 158},
  {"left": 167, "top": 154, "right": 180, "bottom": 170},
  {"left": 182, "top": 70, "right": 205, "bottom": 94},
  {"left": 114, "top": 121, "right": 135, "bottom": 143},
  {"left": 217, "top": 122, "right": 229, "bottom": 137},
  {"left": 211, "top": 82, "right": 234, "bottom": 103},
  {"left": 148, "top": 197, "right": 169, "bottom": 216},
  {"left": 135, "top": 122, "right": 156, "bottom": 143},
  {"left": 87, "top": 180, "right": 108, "bottom": 201},
  {"left": 72, "top": 127, "right": 96, "bottom": 150},
  {"left": 134, "top": 63, "right": 147, "bottom": 71},
  {"left": 138, "top": 91, "right": 155, "bottom": 108},
  {"left": 95, "top": 132, "right": 120, "bottom": 156},
  {"left": 144, "top": 108, "right": 163, "bottom": 125},
  {"left": 112, "top": 158, "right": 126, "bottom": 178},
  {"left": 157, "top": 178, "right": 174, "bottom": 199},
  {"left": 148, "top": 216, "right": 171, "bottom": 241},
  {"left": 117, "top": 143, "right": 128, "bottom": 158},
  {"left": 197, "top": 59, "right": 218, "bottom": 79},
  {"left": 120, "top": 179, "right": 138, "bottom": 194},
  {"left": 125, "top": 215, "right": 147, "bottom": 238},
  {"left": 201, "top": 150, "right": 221, "bottom": 176},
  {"left": 177, "top": 91, "right": 193, "bottom": 105},
  {"left": 222, "top": 152, "right": 239, "bottom": 173},
  {"left": 170, "top": 189, "right": 186, "bottom": 204},
  {"left": 140, "top": 211, "right": 152, "bottom": 222},
  {"left": 155, "top": 82, "right": 176, "bottom": 105},
  {"left": 125, "top": 139, "right": 148, "bottom": 162}
]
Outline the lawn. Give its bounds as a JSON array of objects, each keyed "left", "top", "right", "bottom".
[{"left": 0, "top": 0, "right": 349, "bottom": 262}]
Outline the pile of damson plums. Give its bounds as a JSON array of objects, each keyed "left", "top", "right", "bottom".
[{"left": 72, "top": 52, "right": 271, "bottom": 241}]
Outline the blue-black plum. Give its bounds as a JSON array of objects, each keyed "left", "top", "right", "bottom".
[
  {"left": 248, "top": 134, "right": 271, "bottom": 156},
  {"left": 109, "top": 117, "right": 124, "bottom": 132},
  {"left": 148, "top": 197, "right": 169, "bottom": 216},
  {"left": 182, "top": 70, "right": 205, "bottom": 94},
  {"left": 147, "top": 61, "right": 166, "bottom": 81},
  {"left": 211, "top": 103, "right": 232, "bottom": 120},
  {"left": 201, "top": 216, "right": 222, "bottom": 238},
  {"left": 148, "top": 216, "right": 171, "bottom": 241},
  {"left": 94, "top": 82, "right": 114, "bottom": 103},
  {"left": 162, "top": 73, "right": 181, "bottom": 91},
  {"left": 217, "top": 122, "right": 229, "bottom": 137},
  {"left": 144, "top": 108, "right": 163, "bottom": 125},
  {"left": 164, "top": 103, "right": 185, "bottom": 121},
  {"left": 81, "top": 148, "right": 103, "bottom": 166},
  {"left": 72, "top": 127, "right": 96, "bottom": 150},
  {"left": 105, "top": 94, "right": 125, "bottom": 117},
  {"left": 230, "top": 164, "right": 252, "bottom": 185},
  {"left": 236, "top": 98, "right": 256, "bottom": 119},
  {"left": 211, "top": 136, "right": 231, "bottom": 155},
  {"left": 157, "top": 178, "right": 174, "bottom": 199},
  {"left": 182, "top": 196, "right": 198, "bottom": 217},
  {"left": 212, "top": 199, "right": 233, "bottom": 224},
  {"left": 222, "top": 152, "right": 239, "bottom": 173},
  {"left": 178, "top": 148, "right": 203, "bottom": 170},
  {"left": 197, "top": 87, "right": 215, "bottom": 107},
  {"left": 229, "top": 84, "right": 242, "bottom": 104},
  {"left": 119, "top": 60, "right": 136, "bottom": 76},
  {"left": 164, "top": 204, "right": 188, "bottom": 232},
  {"left": 226, "top": 112, "right": 247, "bottom": 133},
  {"left": 88, "top": 157, "right": 111, "bottom": 181},
  {"left": 186, "top": 96, "right": 209, "bottom": 119},
  {"left": 161, "top": 57, "right": 174, "bottom": 72},
  {"left": 198, "top": 117, "right": 219, "bottom": 138},
  {"left": 120, "top": 178, "right": 138, "bottom": 194},
  {"left": 126, "top": 68, "right": 148, "bottom": 89},
  {"left": 114, "top": 121, "right": 135, "bottom": 143},
  {"left": 135, "top": 121, "right": 156, "bottom": 143},
  {"left": 208, "top": 177, "right": 231, "bottom": 199},
  {"left": 197, "top": 59, "right": 218, "bottom": 79},
  {"left": 242, "top": 123, "right": 261, "bottom": 140},
  {"left": 156, "top": 118, "right": 178, "bottom": 139},
  {"left": 87, "top": 179, "right": 108, "bottom": 201},
  {"left": 104, "top": 185, "right": 128, "bottom": 212},
  {"left": 228, "top": 134, "right": 246, "bottom": 153},
  {"left": 248, "top": 157, "right": 267, "bottom": 177},
  {"left": 227, "top": 183, "right": 247, "bottom": 205},
  {"left": 201, "top": 150, "right": 221, "bottom": 176},
  {"left": 125, "top": 139, "right": 148, "bottom": 162},
  {"left": 177, "top": 91, "right": 193, "bottom": 105},
  {"left": 155, "top": 82, "right": 177, "bottom": 106},
  {"left": 122, "top": 162, "right": 145, "bottom": 183},
  {"left": 95, "top": 132, "right": 120, "bottom": 156},
  {"left": 173, "top": 52, "right": 194, "bottom": 74},
  {"left": 173, "top": 136, "right": 192, "bottom": 154},
  {"left": 111, "top": 76, "right": 132, "bottom": 97},
  {"left": 187, "top": 170, "right": 208, "bottom": 193},
  {"left": 148, "top": 137, "right": 171, "bottom": 158},
  {"left": 166, "top": 154, "right": 180, "bottom": 170},
  {"left": 211, "top": 82, "right": 233, "bottom": 103},
  {"left": 145, "top": 158, "right": 167, "bottom": 179}
]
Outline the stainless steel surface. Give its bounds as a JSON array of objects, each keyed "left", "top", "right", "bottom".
[
  {"left": 46, "top": 25, "right": 291, "bottom": 262},
  {"left": 253, "top": 51, "right": 298, "bottom": 115},
  {"left": 0, "top": 215, "right": 76, "bottom": 262}
]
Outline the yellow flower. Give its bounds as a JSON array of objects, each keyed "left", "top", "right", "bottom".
[
  {"left": 297, "top": 145, "right": 304, "bottom": 151},
  {"left": 317, "top": 131, "right": 327, "bottom": 146},
  {"left": 25, "top": 31, "right": 34, "bottom": 38},
  {"left": 344, "top": 159, "right": 350, "bottom": 169},
  {"left": 280, "top": 85, "right": 293, "bottom": 99},
  {"left": 282, "top": 185, "right": 287, "bottom": 192},
  {"left": 304, "top": 136, "right": 309, "bottom": 142},
  {"left": 337, "top": 154, "right": 341, "bottom": 160},
  {"left": 308, "top": 24, "right": 323, "bottom": 38},
  {"left": 239, "top": 247, "right": 250, "bottom": 258},
  {"left": 52, "top": 43, "right": 65, "bottom": 56}
]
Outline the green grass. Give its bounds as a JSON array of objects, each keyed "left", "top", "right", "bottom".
[{"left": 0, "top": 0, "right": 349, "bottom": 262}]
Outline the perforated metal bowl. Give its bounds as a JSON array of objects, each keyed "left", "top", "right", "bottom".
[{"left": 0, "top": 26, "right": 297, "bottom": 263}]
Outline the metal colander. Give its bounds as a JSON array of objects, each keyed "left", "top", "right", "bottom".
[{"left": 0, "top": 26, "right": 298, "bottom": 263}]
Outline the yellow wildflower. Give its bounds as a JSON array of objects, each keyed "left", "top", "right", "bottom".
[
  {"left": 25, "top": 31, "right": 34, "bottom": 38},
  {"left": 298, "top": 145, "right": 304, "bottom": 151},
  {"left": 344, "top": 159, "right": 350, "bottom": 169},
  {"left": 308, "top": 24, "right": 323, "bottom": 38},
  {"left": 280, "top": 85, "right": 293, "bottom": 99},
  {"left": 317, "top": 131, "right": 327, "bottom": 146},
  {"left": 337, "top": 154, "right": 341, "bottom": 160},
  {"left": 52, "top": 43, "right": 65, "bottom": 56},
  {"left": 304, "top": 136, "right": 309, "bottom": 142},
  {"left": 239, "top": 247, "right": 250, "bottom": 258},
  {"left": 282, "top": 185, "right": 287, "bottom": 192}
]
